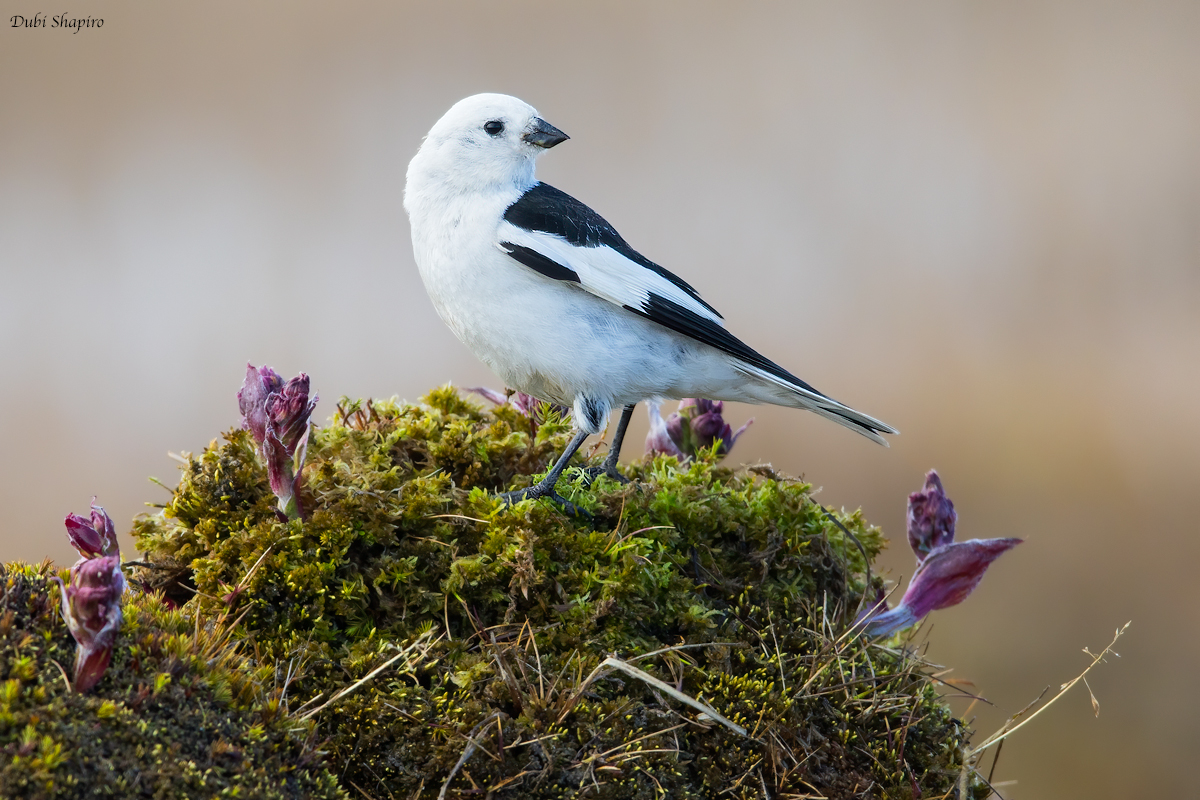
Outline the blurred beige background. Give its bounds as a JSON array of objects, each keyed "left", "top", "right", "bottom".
[{"left": 3, "top": 2, "right": 1197, "bottom": 797}]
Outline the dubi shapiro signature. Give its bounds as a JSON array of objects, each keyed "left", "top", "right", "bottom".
[{"left": 11, "top": 13, "right": 104, "bottom": 32}]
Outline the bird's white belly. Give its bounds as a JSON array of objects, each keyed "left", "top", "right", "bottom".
[{"left": 415, "top": 237, "right": 731, "bottom": 408}]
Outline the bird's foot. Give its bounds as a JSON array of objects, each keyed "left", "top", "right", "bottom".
[
  {"left": 495, "top": 482, "right": 591, "bottom": 520},
  {"left": 581, "top": 463, "right": 631, "bottom": 488}
]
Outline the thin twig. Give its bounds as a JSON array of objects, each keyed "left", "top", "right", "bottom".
[
  {"left": 815, "top": 503, "right": 872, "bottom": 621},
  {"left": 425, "top": 514, "right": 491, "bottom": 525},
  {"left": 558, "top": 656, "right": 747, "bottom": 737},
  {"left": 298, "top": 631, "right": 436, "bottom": 721},
  {"left": 48, "top": 658, "right": 72, "bottom": 693},
  {"left": 627, "top": 642, "right": 741, "bottom": 663},
  {"left": 969, "top": 622, "right": 1128, "bottom": 757},
  {"left": 438, "top": 712, "right": 505, "bottom": 800}
]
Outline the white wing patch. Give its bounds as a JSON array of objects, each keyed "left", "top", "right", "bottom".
[{"left": 497, "top": 222, "right": 725, "bottom": 327}]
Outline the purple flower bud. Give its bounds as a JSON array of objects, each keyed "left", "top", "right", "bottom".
[
  {"left": 646, "top": 398, "right": 752, "bottom": 460},
  {"left": 645, "top": 401, "right": 685, "bottom": 458},
  {"left": 691, "top": 408, "right": 752, "bottom": 457},
  {"left": 63, "top": 499, "right": 119, "bottom": 559},
  {"left": 664, "top": 407, "right": 686, "bottom": 447},
  {"left": 53, "top": 554, "right": 126, "bottom": 692},
  {"left": 907, "top": 470, "right": 957, "bottom": 561},
  {"left": 237, "top": 364, "right": 284, "bottom": 445},
  {"left": 268, "top": 374, "right": 316, "bottom": 456},
  {"left": 238, "top": 364, "right": 318, "bottom": 520},
  {"left": 862, "top": 538, "right": 1022, "bottom": 636}
]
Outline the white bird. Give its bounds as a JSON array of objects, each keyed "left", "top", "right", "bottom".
[{"left": 404, "top": 93, "right": 896, "bottom": 514}]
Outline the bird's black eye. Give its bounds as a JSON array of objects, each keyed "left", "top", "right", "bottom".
[{"left": 484, "top": 120, "right": 504, "bottom": 136}]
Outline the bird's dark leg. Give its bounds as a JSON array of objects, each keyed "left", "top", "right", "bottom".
[
  {"left": 497, "top": 428, "right": 592, "bottom": 517},
  {"left": 584, "top": 403, "right": 635, "bottom": 486}
]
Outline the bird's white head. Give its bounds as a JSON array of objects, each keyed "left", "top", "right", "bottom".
[{"left": 406, "top": 93, "right": 568, "bottom": 204}]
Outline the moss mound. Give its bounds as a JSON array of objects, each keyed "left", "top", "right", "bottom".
[
  {"left": 0, "top": 561, "right": 346, "bottom": 799},
  {"left": 120, "top": 387, "right": 979, "bottom": 799}
]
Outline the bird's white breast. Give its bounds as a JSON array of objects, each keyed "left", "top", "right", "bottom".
[{"left": 408, "top": 182, "right": 578, "bottom": 400}]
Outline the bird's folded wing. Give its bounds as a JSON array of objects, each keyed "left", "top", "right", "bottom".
[
  {"left": 496, "top": 220, "right": 826, "bottom": 398},
  {"left": 496, "top": 181, "right": 857, "bottom": 406},
  {"left": 497, "top": 223, "right": 724, "bottom": 324},
  {"left": 494, "top": 183, "right": 896, "bottom": 442},
  {"left": 498, "top": 181, "right": 723, "bottom": 318},
  {"left": 495, "top": 199, "right": 897, "bottom": 440}
]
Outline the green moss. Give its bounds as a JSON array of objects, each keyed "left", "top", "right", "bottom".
[
  {"left": 121, "top": 387, "right": 983, "bottom": 799},
  {"left": 0, "top": 561, "right": 345, "bottom": 799}
]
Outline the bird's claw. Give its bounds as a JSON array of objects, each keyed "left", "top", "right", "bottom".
[
  {"left": 495, "top": 485, "right": 592, "bottom": 520},
  {"left": 581, "top": 464, "right": 631, "bottom": 487}
]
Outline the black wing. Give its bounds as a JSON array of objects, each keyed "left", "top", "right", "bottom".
[
  {"left": 504, "top": 182, "right": 723, "bottom": 319},
  {"left": 626, "top": 293, "right": 824, "bottom": 397}
]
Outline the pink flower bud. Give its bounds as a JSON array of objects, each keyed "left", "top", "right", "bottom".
[
  {"left": 63, "top": 499, "right": 119, "bottom": 559},
  {"left": 664, "top": 406, "right": 686, "bottom": 447},
  {"left": 238, "top": 364, "right": 318, "bottom": 520},
  {"left": 268, "top": 374, "right": 317, "bottom": 456},
  {"left": 53, "top": 555, "right": 126, "bottom": 692},
  {"left": 690, "top": 405, "right": 751, "bottom": 457},
  {"left": 907, "top": 470, "right": 957, "bottom": 561},
  {"left": 645, "top": 399, "right": 751, "bottom": 460},
  {"left": 237, "top": 364, "right": 284, "bottom": 446},
  {"left": 862, "top": 538, "right": 1022, "bottom": 636},
  {"left": 645, "top": 401, "right": 685, "bottom": 458}
]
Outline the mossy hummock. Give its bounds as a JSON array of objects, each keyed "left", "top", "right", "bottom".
[{"left": 5, "top": 387, "right": 983, "bottom": 799}]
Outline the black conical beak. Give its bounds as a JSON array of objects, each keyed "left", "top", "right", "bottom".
[{"left": 523, "top": 117, "right": 569, "bottom": 149}]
